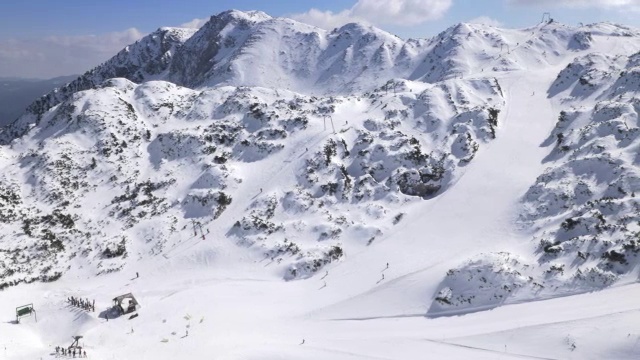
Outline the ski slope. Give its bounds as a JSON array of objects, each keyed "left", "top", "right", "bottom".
[{"left": 2, "top": 12, "right": 640, "bottom": 360}]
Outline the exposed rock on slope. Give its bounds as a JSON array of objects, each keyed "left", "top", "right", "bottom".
[
  {"left": 523, "top": 51, "right": 640, "bottom": 289},
  {"left": 0, "top": 71, "right": 504, "bottom": 287},
  {"left": 430, "top": 45, "right": 640, "bottom": 315}
]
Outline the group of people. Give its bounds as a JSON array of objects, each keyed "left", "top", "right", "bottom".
[
  {"left": 55, "top": 346, "right": 87, "bottom": 358},
  {"left": 68, "top": 296, "right": 95, "bottom": 312}
]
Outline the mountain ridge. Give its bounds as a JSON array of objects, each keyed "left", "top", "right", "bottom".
[{"left": 7, "top": 12, "right": 633, "bottom": 144}]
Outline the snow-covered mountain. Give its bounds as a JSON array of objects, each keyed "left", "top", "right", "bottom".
[
  {"left": 2, "top": 10, "right": 640, "bottom": 359},
  {"left": 1, "top": 10, "right": 574, "bottom": 143}
]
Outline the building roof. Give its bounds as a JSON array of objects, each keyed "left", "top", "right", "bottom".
[{"left": 112, "top": 293, "right": 139, "bottom": 306}]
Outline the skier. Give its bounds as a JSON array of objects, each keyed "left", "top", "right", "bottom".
[
  {"left": 301, "top": 339, "right": 305, "bottom": 345},
  {"left": 386, "top": 262, "right": 389, "bottom": 269},
  {"left": 84, "top": 350, "right": 87, "bottom": 358},
  {"left": 136, "top": 272, "right": 139, "bottom": 278},
  {"left": 382, "top": 274, "right": 385, "bottom": 280},
  {"left": 72, "top": 349, "right": 76, "bottom": 358},
  {"left": 260, "top": 188, "right": 263, "bottom": 193}
]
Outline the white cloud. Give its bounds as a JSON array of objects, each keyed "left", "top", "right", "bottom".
[
  {"left": 291, "top": 0, "right": 453, "bottom": 30},
  {"left": 509, "top": 0, "right": 640, "bottom": 9},
  {"left": 467, "top": 16, "right": 503, "bottom": 27},
  {"left": 353, "top": 0, "right": 452, "bottom": 25},
  {"left": 291, "top": 9, "right": 357, "bottom": 30},
  {"left": 179, "top": 17, "right": 210, "bottom": 29},
  {"left": 0, "top": 28, "right": 145, "bottom": 79}
]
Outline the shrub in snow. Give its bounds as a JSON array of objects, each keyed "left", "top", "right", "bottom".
[{"left": 285, "top": 245, "right": 344, "bottom": 280}]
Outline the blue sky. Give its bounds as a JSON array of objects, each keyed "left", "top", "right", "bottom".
[{"left": 0, "top": 0, "right": 638, "bottom": 78}]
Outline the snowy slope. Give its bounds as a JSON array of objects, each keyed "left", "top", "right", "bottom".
[
  {"left": 0, "top": 74, "right": 504, "bottom": 288},
  {"left": 429, "top": 28, "right": 640, "bottom": 314},
  {"left": 1, "top": 11, "right": 640, "bottom": 360}
]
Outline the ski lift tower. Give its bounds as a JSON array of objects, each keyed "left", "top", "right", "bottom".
[
  {"left": 322, "top": 115, "right": 336, "bottom": 134},
  {"left": 69, "top": 336, "right": 83, "bottom": 350},
  {"left": 541, "top": 12, "right": 551, "bottom": 23},
  {"left": 191, "top": 219, "right": 205, "bottom": 240},
  {"left": 195, "top": 220, "right": 206, "bottom": 240}
]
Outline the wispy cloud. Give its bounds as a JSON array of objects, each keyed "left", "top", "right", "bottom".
[
  {"left": 291, "top": 0, "right": 453, "bottom": 30},
  {"left": 179, "top": 17, "right": 210, "bottom": 29},
  {"left": 509, "top": 0, "right": 640, "bottom": 10},
  {"left": 467, "top": 16, "right": 503, "bottom": 27},
  {"left": 0, "top": 28, "right": 145, "bottom": 79}
]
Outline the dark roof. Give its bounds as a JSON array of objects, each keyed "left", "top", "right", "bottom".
[{"left": 112, "top": 293, "right": 139, "bottom": 306}]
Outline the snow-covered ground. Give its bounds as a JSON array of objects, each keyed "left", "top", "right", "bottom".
[
  {"left": 2, "top": 11, "right": 640, "bottom": 359},
  {"left": 4, "top": 262, "right": 640, "bottom": 359}
]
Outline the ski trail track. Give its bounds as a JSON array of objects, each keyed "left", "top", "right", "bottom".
[
  {"left": 307, "top": 64, "right": 564, "bottom": 320},
  {"left": 305, "top": 33, "right": 637, "bottom": 320}
]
